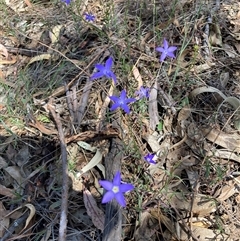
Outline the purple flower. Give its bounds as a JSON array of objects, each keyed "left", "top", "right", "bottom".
[
  {"left": 109, "top": 90, "right": 136, "bottom": 114},
  {"left": 90, "top": 57, "right": 117, "bottom": 84},
  {"left": 156, "top": 39, "right": 177, "bottom": 62},
  {"left": 135, "top": 86, "right": 150, "bottom": 99},
  {"left": 99, "top": 171, "right": 134, "bottom": 207},
  {"left": 84, "top": 13, "right": 95, "bottom": 22},
  {"left": 62, "top": 0, "right": 71, "bottom": 5},
  {"left": 144, "top": 153, "right": 156, "bottom": 164}
]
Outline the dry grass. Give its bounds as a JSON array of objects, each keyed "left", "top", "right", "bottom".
[{"left": 0, "top": 0, "right": 240, "bottom": 240}]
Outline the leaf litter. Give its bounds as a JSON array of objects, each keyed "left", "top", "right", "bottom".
[{"left": 1, "top": 0, "right": 240, "bottom": 240}]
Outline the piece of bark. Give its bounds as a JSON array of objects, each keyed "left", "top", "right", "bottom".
[{"left": 102, "top": 136, "right": 123, "bottom": 241}]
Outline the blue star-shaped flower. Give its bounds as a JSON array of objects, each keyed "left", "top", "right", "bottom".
[
  {"left": 156, "top": 39, "right": 177, "bottom": 62},
  {"left": 62, "top": 0, "right": 71, "bottom": 5},
  {"left": 90, "top": 57, "right": 117, "bottom": 84},
  {"left": 135, "top": 86, "right": 150, "bottom": 99},
  {"left": 84, "top": 13, "right": 95, "bottom": 22},
  {"left": 99, "top": 171, "right": 134, "bottom": 207},
  {"left": 109, "top": 90, "right": 136, "bottom": 114},
  {"left": 144, "top": 153, "right": 157, "bottom": 164}
]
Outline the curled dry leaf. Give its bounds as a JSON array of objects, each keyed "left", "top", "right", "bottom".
[
  {"left": 132, "top": 66, "right": 143, "bottom": 89},
  {"left": 22, "top": 204, "right": 36, "bottom": 231},
  {"left": 76, "top": 141, "right": 104, "bottom": 177},
  {"left": 190, "top": 86, "right": 240, "bottom": 130},
  {"left": 83, "top": 189, "right": 104, "bottom": 231},
  {"left": 28, "top": 54, "right": 52, "bottom": 65}
]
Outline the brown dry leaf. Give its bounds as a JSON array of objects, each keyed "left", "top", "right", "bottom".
[
  {"left": 143, "top": 132, "right": 161, "bottom": 152},
  {"left": 83, "top": 188, "right": 104, "bottom": 231},
  {"left": 167, "top": 192, "right": 216, "bottom": 217},
  {"left": 0, "top": 201, "right": 10, "bottom": 238},
  {"left": 0, "top": 44, "right": 9, "bottom": 59},
  {"left": 190, "top": 62, "right": 216, "bottom": 73},
  {"left": 4, "top": 166, "right": 25, "bottom": 186},
  {"left": 28, "top": 54, "right": 52, "bottom": 65},
  {"left": 177, "top": 49, "right": 191, "bottom": 68},
  {"left": 209, "top": 23, "right": 222, "bottom": 47},
  {"left": 0, "top": 55, "right": 17, "bottom": 65},
  {"left": 0, "top": 184, "right": 15, "bottom": 198},
  {"left": 24, "top": 0, "right": 32, "bottom": 7},
  {"left": 219, "top": 72, "right": 229, "bottom": 88},
  {"left": 150, "top": 208, "right": 176, "bottom": 237},
  {"left": 202, "top": 127, "right": 240, "bottom": 153},
  {"left": 223, "top": 43, "right": 237, "bottom": 57},
  {"left": 134, "top": 211, "right": 158, "bottom": 241},
  {"left": 215, "top": 180, "right": 237, "bottom": 202},
  {"left": 22, "top": 204, "right": 36, "bottom": 231},
  {"left": 179, "top": 226, "right": 231, "bottom": 241},
  {"left": 28, "top": 119, "right": 58, "bottom": 135},
  {"left": 68, "top": 172, "right": 83, "bottom": 192},
  {"left": 49, "top": 25, "right": 63, "bottom": 44},
  {"left": 205, "top": 149, "right": 240, "bottom": 163},
  {"left": 132, "top": 65, "right": 143, "bottom": 89},
  {"left": 0, "top": 156, "right": 8, "bottom": 169}
]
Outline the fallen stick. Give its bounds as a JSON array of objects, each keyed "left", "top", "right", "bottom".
[{"left": 47, "top": 99, "right": 68, "bottom": 241}]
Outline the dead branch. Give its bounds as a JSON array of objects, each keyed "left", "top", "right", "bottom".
[{"left": 47, "top": 99, "right": 68, "bottom": 241}]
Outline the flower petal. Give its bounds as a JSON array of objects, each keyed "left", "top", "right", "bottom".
[
  {"left": 105, "top": 57, "right": 113, "bottom": 70},
  {"left": 99, "top": 180, "right": 113, "bottom": 191},
  {"left": 113, "top": 171, "right": 121, "bottom": 186},
  {"left": 156, "top": 47, "right": 164, "bottom": 53},
  {"left": 90, "top": 72, "right": 104, "bottom": 80},
  {"left": 102, "top": 190, "right": 115, "bottom": 204},
  {"left": 121, "top": 104, "right": 130, "bottom": 114},
  {"left": 166, "top": 52, "right": 176, "bottom": 58},
  {"left": 160, "top": 52, "right": 167, "bottom": 62},
  {"left": 168, "top": 46, "right": 177, "bottom": 52},
  {"left": 95, "top": 64, "right": 105, "bottom": 71},
  {"left": 120, "top": 90, "right": 127, "bottom": 99},
  {"left": 126, "top": 98, "right": 136, "bottom": 104},
  {"left": 109, "top": 96, "right": 119, "bottom": 102},
  {"left": 163, "top": 39, "right": 168, "bottom": 49},
  {"left": 109, "top": 72, "right": 117, "bottom": 84},
  {"left": 115, "top": 192, "right": 126, "bottom": 207},
  {"left": 119, "top": 183, "right": 134, "bottom": 192},
  {"left": 110, "top": 103, "right": 120, "bottom": 111}
]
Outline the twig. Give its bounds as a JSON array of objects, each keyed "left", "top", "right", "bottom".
[
  {"left": 77, "top": 80, "right": 93, "bottom": 126},
  {"left": 47, "top": 99, "right": 68, "bottom": 241},
  {"left": 96, "top": 83, "right": 114, "bottom": 131},
  {"left": 203, "top": 15, "right": 211, "bottom": 61}
]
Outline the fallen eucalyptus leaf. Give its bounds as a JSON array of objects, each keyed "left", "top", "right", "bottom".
[
  {"left": 76, "top": 141, "right": 103, "bottom": 177},
  {"left": 83, "top": 189, "right": 104, "bottom": 231}
]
